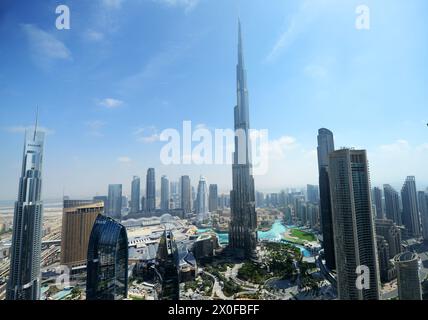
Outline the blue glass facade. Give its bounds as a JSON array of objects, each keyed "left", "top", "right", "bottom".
[{"left": 86, "top": 214, "right": 128, "bottom": 300}]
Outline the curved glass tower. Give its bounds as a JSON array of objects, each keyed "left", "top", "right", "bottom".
[
  {"left": 229, "top": 20, "right": 258, "bottom": 258},
  {"left": 86, "top": 214, "right": 128, "bottom": 300},
  {"left": 7, "top": 128, "right": 45, "bottom": 300}
]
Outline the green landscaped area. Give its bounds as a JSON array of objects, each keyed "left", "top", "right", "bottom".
[
  {"left": 283, "top": 228, "right": 316, "bottom": 245},
  {"left": 290, "top": 229, "right": 316, "bottom": 242}
]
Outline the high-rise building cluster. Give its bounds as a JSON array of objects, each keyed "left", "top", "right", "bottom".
[
  {"left": 316, "top": 127, "right": 426, "bottom": 300},
  {"left": 4, "top": 20, "right": 427, "bottom": 303}
]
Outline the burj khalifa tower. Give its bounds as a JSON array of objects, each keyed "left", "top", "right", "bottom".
[{"left": 228, "top": 20, "right": 258, "bottom": 259}]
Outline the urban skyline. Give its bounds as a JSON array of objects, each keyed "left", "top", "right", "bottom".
[
  {"left": 1, "top": 0, "right": 428, "bottom": 303},
  {"left": 1, "top": 0, "right": 427, "bottom": 200}
]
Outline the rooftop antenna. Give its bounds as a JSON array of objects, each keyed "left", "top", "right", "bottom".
[{"left": 33, "top": 106, "right": 39, "bottom": 141}]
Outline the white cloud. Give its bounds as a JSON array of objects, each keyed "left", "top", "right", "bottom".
[
  {"left": 379, "top": 139, "right": 409, "bottom": 152},
  {"left": 21, "top": 24, "right": 72, "bottom": 67},
  {"left": 369, "top": 139, "right": 428, "bottom": 186},
  {"left": 117, "top": 156, "right": 132, "bottom": 163},
  {"left": 265, "top": 19, "right": 298, "bottom": 63},
  {"left": 264, "top": 0, "right": 346, "bottom": 63},
  {"left": 153, "top": 0, "right": 199, "bottom": 13},
  {"left": 134, "top": 126, "right": 160, "bottom": 143},
  {"left": 267, "top": 135, "right": 298, "bottom": 160},
  {"left": 85, "top": 120, "right": 106, "bottom": 137},
  {"left": 102, "top": 0, "right": 125, "bottom": 9},
  {"left": 97, "top": 98, "right": 124, "bottom": 109},
  {"left": 85, "top": 29, "right": 105, "bottom": 42},
  {"left": 4, "top": 125, "right": 55, "bottom": 135}
]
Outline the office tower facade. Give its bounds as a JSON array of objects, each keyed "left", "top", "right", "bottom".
[
  {"left": 375, "top": 219, "right": 402, "bottom": 259},
  {"left": 61, "top": 200, "right": 103, "bottom": 269},
  {"left": 317, "top": 128, "right": 336, "bottom": 270},
  {"left": 130, "top": 176, "right": 140, "bottom": 214},
  {"left": 7, "top": 128, "right": 45, "bottom": 300},
  {"left": 170, "top": 181, "right": 180, "bottom": 209},
  {"left": 307, "top": 184, "right": 319, "bottom": 204},
  {"left": 376, "top": 236, "right": 390, "bottom": 283},
  {"left": 141, "top": 196, "right": 146, "bottom": 213},
  {"left": 121, "top": 196, "right": 128, "bottom": 209},
  {"left": 384, "top": 184, "right": 402, "bottom": 225},
  {"left": 255, "top": 191, "right": 264, "bottom": 208},
  {"left": 329, "top": 149, "right": 380, "bottom": 300},
  {"left": 307, "top": 203, "right": 320, "bottom": 231},
  {"left": 209, "top": 184, "right": 218, "bottom": 212},
  {"left": 401, "top": 176, "right": 421, "bottom": 238},
  {"left": 181, "top": 175, "right": 191, "bottom": 213},
  {"left": 161, "top": 175, "right": 170, "bottom": 211},
  {"left": 394, "top": 252, "right": 422, "bottom": 300},
  {"left": 107, "top": 184, "right": 122, "bottom": 220},
  {"left": 418, "top": 191, "right": 428, "bottom": 241},
  {"left": 154, "top": 230, "right": 180, "bottom": 300},
  {"left": 373, "top": 187, "right": 384, "bottom": 219},
  {"left": 229, "top": 21, "right": 258, "bottom": 258},
  {"left": 86, "top": 214, "right": 128, "bottom": 300},
  {"left": 196, "top": 176, "right": 209, "bottom": 222},
  {"left": 146, "top": 168, "right": 156, "bottom": 212}
]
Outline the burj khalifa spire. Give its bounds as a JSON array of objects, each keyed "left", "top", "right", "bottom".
[{"left": 228, "top": 20, "right": 258, "bottom": 259}]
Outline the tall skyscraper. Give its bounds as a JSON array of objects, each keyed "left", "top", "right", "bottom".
[
  {"left": 130, "top": 176, "right": 140, "bottom": 214},
  {"left": 376, "top": 236, "right": 390, "bottom": 283},
  {"left": 329, "top": 149, "right": 380, "bottom": 300},
  {"left": 317, "top": 128, "right": 335, "bottom": 270},
  {"left": 196, "top": 176, "right": 209, "bottom": 222},
  {"left": 161, "top": 175, "right": 170, "bottom": 211},
  {"left": 7, "top": 126, "right": 45, "bottom": 300},
  {"left": 180, "top": 175, "right": 191, "bottom": 213},
  {"left": 228, "top": 20, "right": 258, "bottom": 258},
  {"left": 209, "top": 184, "right": 218, "bottom": 212},
  {"left": 61, "top": 199, "right": 103, "bottom": 269},
  {"left": 373, "top": 187, "right": 384, "bottom": 219},
  {"left": 375, "top": 219, "right": 402, "bottom": 259},
  {"left": 418, "top": 191, "right": 428, "bottom": 241},
  {"left": 146, "top": 168, "right": 156, "bottom": 212},
  {"left": 86, "top": 214, "right": 128, "bottom": 300},
  {"left": 306, "top": 184, "right": 319, "bottom": 204},
  {"left": 394, "top": 252, "right": 422, "bottom": 300},
  {"left": 401, "top": 176, "right": 421, "bottom": 238},
  {"left": 384, "top": 184, "right": 402, "bottom": 225},
  {"left": 170, "top": 181, "right": 180, "bottom": 209},
  {"left": 154, "top": 230, "right": 180, "bottom": 300},
  {"left": 107, "top": 184, "right": 122, "bottom": 220}
]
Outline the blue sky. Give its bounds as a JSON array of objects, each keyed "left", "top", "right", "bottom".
[{"left": 0, "top": 0, "right": 427, "bottom": 200}]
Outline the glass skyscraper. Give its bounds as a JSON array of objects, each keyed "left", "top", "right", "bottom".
[
  {"left": 328, "top": 149, "right": 380, "bottom": 300},
  {"left": 86, "top": 214, "right": 128, "bottom": 300},
  {"left": 161, "top": 175, "right": 170, "bottom": 211},
  {"left": 317, "top": 128, "right": 336, "bottom": 270},
  {"left": 196, "top": 176, "right": 209, "bottom": 223},
  {"left": 229, "top": 20, "right": 258, "bottom": 258},
  {"left": 209, "top": 184, "right": 218, "bottom": 213},
  {"left": 180, "top": 175, "right": 191, "bottom": 214},
  {"left": 146, "top": 168, "right": 156, "bottom": 212},
  {"left": 7, "top": 128, "right": 45, "bottom": 300},
  {"left": 130, "top": 176, "right": 140, "bottom": 214},
  {"left": 401, "top": 176, "right": 421, "bottom": 238},
  {"left": 384, "top": 184, "right": 402, "bottom": 226},
  {"left": 107, "top": 184, "right": 122, "bottom": 220}
]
